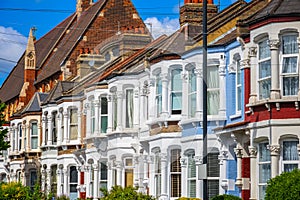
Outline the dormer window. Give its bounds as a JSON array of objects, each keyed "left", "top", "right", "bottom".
[
  {"left": 258, "top": 39, "right": 271, "bottom": 99},
  {"left": 281, "top": 35, "right": 299, "bottom": 96}
]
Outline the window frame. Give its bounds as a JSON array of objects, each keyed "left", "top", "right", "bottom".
[
  {"left": 125, "top": 89, "right": 134, "bottom": 128},
  {"left": 170, "top": 149, "right": 181, "bottom": 198},
  {"left": 124, "top": 157, "right": 134, "bottom": 187},
  {"left": 188, "top": 68, "right": 196, "bottom": 118},
  {"left": 90, "top": 99, "right": 96, "bottom": 134},
  {"left": 236, "top": 58, "right": 242, "bottom": 113},
  {"left": 186, "top": 150, "right": 196, "bottom": 198},
  {"left": 170, "top": 68, "right": 183, "bottom": 115},
  {"left": 100, "top": 96, "right": 108, "bottom": 133},
  {"left": 280, "top": 34, "right": 299, "bottom": 96},
  {"left": 69, "top": 108, "right": 78, "bottom": 140},
  {"left": 207, "top": 64, "right": 220, "bottom": 115},
  {"left": 155, "top": 74, "right": 162, "bottom": 117},
  {"left": 281, "top": 139, "right": 299, "bottom": 172},
  {"left": 30, "top": 121, "right": 38, "bottom": 150},
  {"left": 69, "top": 166, "right": 78, "bottom": 194},
  {"left": 258, "top": 142, "right": 271, "bottom": 200},
  {"left": 258, "top": 39, "right": 271, "bottom": 100},
  {"left": 52, "top": 112, "right": 57, "bottom": 145}
]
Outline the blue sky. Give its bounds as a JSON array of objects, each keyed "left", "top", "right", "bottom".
[{"left": 0, "top": 0, "right": 242, "bottom": 87}]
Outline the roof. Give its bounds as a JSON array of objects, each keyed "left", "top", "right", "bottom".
[
  {"left": 246, "top": 0, "right": 300, "bottom": 25},
  {"left": 42, "top": 81, "right": 77, "bottom": 104},
  {"left": 21, "top": 92, "right": 48, "bottom": 114}
]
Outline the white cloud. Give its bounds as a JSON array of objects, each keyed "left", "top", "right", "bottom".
[
  {"left": 0, "top": 26, "right": 27, "bottom": 86},
  {"left": 145, "top": 17, "right": 180, "bottom": 39}
]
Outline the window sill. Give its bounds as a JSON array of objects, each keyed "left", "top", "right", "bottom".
[{"left": 230, "top": 113, "right": 242, "bottom": 120}]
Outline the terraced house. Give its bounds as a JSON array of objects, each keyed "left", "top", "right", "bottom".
[{"left": 0, "top": 0, "right": 300, "bottom": 200}]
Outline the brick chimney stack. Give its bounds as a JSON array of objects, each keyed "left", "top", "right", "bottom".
[
  {"left": 180, "top": 0, "right": 217, "bottom": 27},
  {"left": 76, "top": 0, "right": 93, "bottom": 18}
]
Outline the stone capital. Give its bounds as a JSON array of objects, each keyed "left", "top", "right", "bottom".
[
  {"left": 268, "top": 144, "right": 280, "bottom": 156},
  {"left": 234, "top": 148, "right": 243, "bottom": 158},
  {"left": 268, "top": 39, "right": 280, "bottom": 50},
  {"left": 248, "top": 47, "right": 257, "bottom": 57},
  {"left": 194, "top": 68, "right": 203, "bottom": 78},
  {"left": 160, "top": 153, "right": 168, "bottom": 162},
  {"left": 248, "top": 146, "right": 257, "bottom": 158},
  {"left": 194, "top": 155, "right": 203, "bottom": 165},
  {"left": 180, "top": 157, "right": 187, "bottom": 167}
]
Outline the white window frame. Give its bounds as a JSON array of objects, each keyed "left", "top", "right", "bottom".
[
  {"left": 90, "top": 99, "right": 96, "bottom": 134},
  {"left": 258, "top": 39, "right": 271, "bottom": 100},
  {"left": 99, "top": 162, "right": 108, "bottom": 195},
  {"left": 18, "top": 123, "right": 22, "bottom": 151},
  {"left": 280, "top": 34, "right": 299, "bottom": 96},
  {"left": 69, "top": 166, "right": 78, "bottom": 194},
  {"left": 207, "top": 65, "right": 220, "bottom": 115},
  {"left": 52, "top": 112, "right": 57, "bottom": 145},
  {"left": 125, "top": 89, "right": 134, "bottom": 128},
  {"left": 258, "top": 142, "right": 271, "bottom": 200},
  {"left": 170, "top": 149, "right": 181, "bottom": 198},
  {"left": 100, "top": 96, "right": 108, "bottom": 133},
  {"left": 154, "top": 151, "right": 161, "bottom": 198},
  {"left": 281, "top": 140, "right": 299, "bottom": 173},
  {"left": 170, "top": 68, "right": 183, "bottom": 115},
  {"left": 236, "top": 59, "right": 242, "bottom": 113},
  {"left": 69, "top": 108, "right": 78, "bottom": 140},
  {"left": 188, "top": 68, "right": 196, "bottom": 118},
  {"left": 124, "top": 157, "right": 134, "bottom": 187},
  {"left": 186, "top": 150, "right": 196, "bottom": 198},
  {"left": 155, "top": 74, "right": 162, "bottom": 117},
  {"left": 30, "top": 121, "right": 38, "bottom": 150}
]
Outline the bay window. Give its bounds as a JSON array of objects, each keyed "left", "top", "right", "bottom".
[
  {"left": 154, "top": 151, "right": 161, "bottom": 198},
  {"left": 207, "top": 152, "right": 220, "bottom": 199},
  {"left": 171, "top": 69, "right": 182, "bottom": 114},
  {"left": 170, "top": 149, "right": 181, "bottom": 198},
  {"left": 69, "top": 166, "right": 78, "bottom": 197},
  {"left": 281, "top": 35, "right": 299, "bottom": 96},
  {"left": 124, "top": 158, "right": 134, "bottom": 187},
  {"left": 100, "top": 162, "right": 108, "bottom": 192},
  {"left": 69, "top": 108, "right": 78, "bottom": 140},
  {"left": 282, "top": 141, "right": 299, "bottom": 172},
  {"left": 125, "top": 89, "right": 134, "bottom": 128},
  {"left": 100, "top": 97, "right": 108, "bottom": 133},
  {"left": 258, "top": 39, "right": 271, "bottom": 99},
  {"left": 208, "top": 66, "right": 220, "bottom": 115},
  {"left": 29, "top": 170, "right": 37, "bottom": 191},
  {"left": 188, "top": 69, "right": 196, "bottom": 118},
  {"left": 258, "top": 142, "right": 271, "bottom": 200},
  {"left": 30, "top": 121, "right": 38, "bottom": 149}
]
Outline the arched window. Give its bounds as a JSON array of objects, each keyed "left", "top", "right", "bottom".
[
  {"left": 188, "top": 68, "right": 196, "bottom": 118},
  {"left": 69, "top": 108, "right": 78, "bottom": 140},
  {"left": 258, "top": 142, "right": 271, "bottom": 199},
  {"left": 100, "top": 97, "right": 108, "bottom": 133},
  {"left": 125, "top": 89, "right": 134, "bottom": 128},
  {"left": 155, "top": 74, "right": 162, "bottom": 117},
  {"left": 186, "top": 150, "right": 196, "bottom": 197},
  {"left": 171, "top": 68, "right": 182, "bottom": 114},
  {"left": 52, "top": 112, "right": 57, "bottom": 145},
  {"left": 282, "top": 140, "right": 299, "bottom": 172},
  {"left": 207, "top": 65, "right": 220, "bottom": 115},
  {"left": 69, "top": 166, "right": 78, "bottom": 197},
  {"left": 170, "top": 149, "right": 181, "bottom": 198},
  {"left": 207, "top": 151, "right": 220, "bottom": 199}
]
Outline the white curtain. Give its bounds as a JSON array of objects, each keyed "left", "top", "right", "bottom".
[
  {"left": 126, "top": 89, "right": 134, "bottom": 128},
  {"left": 208, "top": 66, "right": 219, "bottom": 115},
  {"left": 189, "top": 71, "right": 196, "bottom": 117},
  {"left": 283, "top": 35, "right": 298, "bottom": 54}
]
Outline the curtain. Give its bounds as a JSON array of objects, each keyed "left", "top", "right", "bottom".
[
  {"left": 283, "top": 77, "right": 299, "bottom": 96},
  {"left": 172, "top": 69, "right": 182, "bottom": 112},
  {"left": 126, "top": 90, "right": 134, "bottom": 128},
  {"left": 259, "top": 79, "right": 271, "bottom": 99},
  {"left": 156, "top": 77, "right": 162, "bottom": 116},
  {"left": 259, "top": 40, "right": 270, "bottom": 60},
  {"left": 189, "top": 72, "right": 197, "bottom": 117},
  {"left": 283, "top": 141, "right": 299, "bottom": 161},
  {"left": 208, "top": 66, "right": 219, "bottom": 115},
  {"left": 283, "top": 35, "right": 298, "bottom": 54}
]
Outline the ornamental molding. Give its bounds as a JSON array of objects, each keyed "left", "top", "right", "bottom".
[
  {"left": 268, "top": 144, "right": 280, "bottom": 156},
  {"left": 268, "top": 39, "right": 280, "bottom": 50},
  {"left": 248, "top": 146, "right": 257, "bottom": 157}
]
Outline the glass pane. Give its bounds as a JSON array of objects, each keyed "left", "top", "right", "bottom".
[
  {"left": 101, "top": 97, "right": 108, "bottom": 114},
  {"left": 172, "top": 69, "right": 182, "bottom": 91},
  {"left": 126, "top": 90, "right": 134, "bottom": 128},
  {"left": 101, "top": 116, "right": 108, "bottom": 133},
  {"left": 208, "top": 66, "right": 219, "bottom": 88},
  {"left": 188, "top": 157, "right": 196, "bottom": 178},
  {"left": 283, "top": 57, "right": 298, "bottom": 73},
  {"left": 208, "top": 180, "right": 219, "bottom": 200},
  {"left": 171, "top": 149, "right": 181, "bottom": 172},
  {"left": 208, "top": 153, "right": 220, "bottom": 177},
  {"left": 31, "top": 137, "right": 38, "bottom": 149},
  {"left": 188, "top": 93, "right": 196, "bottom": 117},
  {"left": 259, "top": 40, "right": 270, "bottom": 60},
  {"left": 259, "top": 60, "right": 271, "bottom": 78},
  {"left": 189, "top": 72, "right": 196, "bottom": 92},
  {"left": 70, "top": 125, "right": 78, "bottom": 140},
  {"left": 172, "top": 92, "right": 182, "bottom": 112},
  {"left": 259, "top": 78, "right": 271, "bottom": 99},
  {"left": 125, "top": 169, "right": 133, "bottom": 187},
  {"left": 283, "top": 76, "right": 299, "bottom": 96},
  {"left": 70, "top": 109, "right": 78, "bottom": 123},
  {"left": 30, "top": 171, "right": 37, "bottom": 187},
  {"left": 259, "top": 185, "right": 267, "bottom": 200},
  {"left": 171, "top": 174, "right": 181, "bottom": 197},
  {"left": 156, "top": 96, "right": 162, "bottom": 115},
  {"left": 208, "top": 90, "right": 220, "bottom": 115},
  {"left": 155, "top": 175, "right": 161, "bottom": 197},
  {"left": 284, "top": 164, "right": 298, "bottom": 172},
  {"left": 237, "top": 60, "right": 241, "bottom": 84},
  {"left": 100, "top": 163, "right": 108, "bottom": 180},
  {"left": 70, "top": 166, "right": 78, "bottom": 183},
  {"left": 70, "top": 184, "right": 77, "bottom": 193},
  {"left": 156, "top": 77, "right": 162, "bottom": 95},
  {"left": 237, "top": 86, "right": 242, "bottom": 111},
  {"left": 283, "top": 141, "right": 299, "bottom": 160},
  {"left": 188, "top": 180, "right": 196, "bottom": 198},
  {"left": 283, "top": 35, "right": 299, "bottom": 54},
  {"left": 259, "top": 143, "right": 270, "bottom": 162},
  {"left": 259, "top": 163, "right": 271, "bottom": 183},
  {"left": 31, "top": 123, "right": 38, "bottom": 136}
]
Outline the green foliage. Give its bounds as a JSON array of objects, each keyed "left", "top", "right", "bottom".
[
  {"left": 177, "top": 197, "right": 201, "bottom": 200},
  {"left": 265, "top": 169, "right": 300, "bottom": 200},
  {"left": 56, "top": 195, "right": 70, "bottom": 200},
  {"left": 0, "top": 102, "right": 10, "bottom": 152},
  {"left": 100, "top": 186, "right": 155, "bottom": 200},
  {"left": 211, "top": 194, "right": 242, "bottom": 200},
  {"left": 0, "top": 182, "right": 31, "bottom": 200}
]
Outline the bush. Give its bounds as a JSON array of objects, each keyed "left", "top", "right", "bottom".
[
  {"left": 0, "top": 182, "right": 31, "bottom": 200},
  {"left": 100, "top": 186, "right": 155, "bottom": 200},
  {"left": 265, "top": 169, "right": 300, "bottom": 200},
  {"left": 211, "top": 194, "right": 242, "bottom": 200},
  {"left": 177, "top": 197, "right": 201, "bottom": 200}
]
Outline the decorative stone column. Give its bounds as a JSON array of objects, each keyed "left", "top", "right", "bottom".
[
  {"left": 107, "top": 161, "right": 113, "bottom": 189},
  {"left": 160, "top": 73, "right": 169, "bottom": 118},
  {"left": 85, "top": 102, "right": 91, "bottom": 136},
  {"left": 219, "top": 56, "right": 226, "bottom": 115},
  {"left": 148, "top": 78, "right": 156, "bottom": 120},
  {"left": 42, "top": 114, "right": 47, "bottom": 146},
  {"left": 218, "top": 150, "right": 228, "bottom": 193},
  {"left": 63, "top": 168, "right": 68, "bottom": 196},
  {"left": 77, "top": 107, "right": 82, "bottom": 141},
  {"left": 93, "top": 164, "right": 99, "bottom": 200},
  {"left": 134, "top": 88, "right": 140, "bottom": 129},
  {"left": 194, "top": 156, "right": 203, "bottom": 198},
  {"left": 63, "top": 111, "right": 68, "bottom": 144},
  {"left": 46, "top": 169, "right": 51, "bottom": 194},
  {"left": 47, "top": 115, "right": 52, "bottom": 145},
  {"left": 41, "top": 169, "right": 46, "bottom": 192},
  {"left": 159, "top": 153, "right": 168, "bottom": 200},
  {"left": 107, "top": 95, "right": 113, "bottom": 133},
  {"left": 234, "top": 147, "right": 243, "bottom": 188},
  {"left": 56, "top": 169, "right": 62, "bottom": 196},
  {"left": 269, "top": 144, "right": 280, "bottom": 178},
  {"left": 116, "top": 91, "right": 123, "bottom": 131},
  {"left": 249, "top": 146, "right": 258, "bottom": 200},
  {"left": 57, "top": 110, "right": 62, "bottom": 145},
  {"left": 249, "top": 47, "right": 258, "bottom": 103},
  {"left": 195, "top": 67, "right": 203, "bottom": 118},
  {"left": 180, "top": 156, "right": 188, "bottom": 197},
  {"left": 181, "top": 71, "right": 189, "bottom": 119},
  {"left": 269, "top": 39, "right": 280, "bottom": 99},
  {"left": 85, "top": 165, "right": 91, "bottom": 197},
  {"left": 116, "top": 161, "right": 123, "bottom": 186},
  {"left": 94, "top": 100, "right": 100, "bottom": 134}
]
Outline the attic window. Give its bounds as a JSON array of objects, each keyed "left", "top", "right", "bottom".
[
  {"left": 99, "top": 11, "right": 104, "bottom": 17},
  {"left": 83, "top": 36, "right": 88, "bottom": 42},
  {"left": 133, "top": 13, "right": 138, "bottom": 19}
]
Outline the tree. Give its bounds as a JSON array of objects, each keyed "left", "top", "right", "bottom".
[
  {"left": 211, "top": 194, "right": 242, "bottom": 200},
  {"left": 0, "top": 102, "right": 10, "bottom": 152},
  {"left": 100, "top": 186, "right": 155, "bottom": 200},
  {"left": 265, "top": 169, "right": 300, "bottom": 200}
]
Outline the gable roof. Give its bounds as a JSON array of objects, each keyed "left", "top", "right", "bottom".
[{"left": 21, "top": 92, "right": 48, "bottom": 114}]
